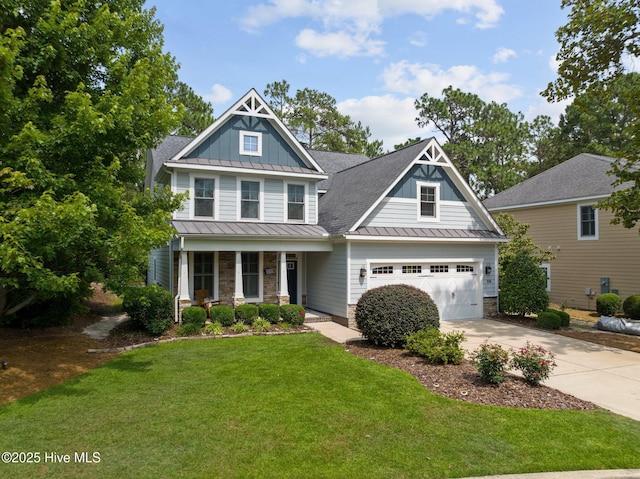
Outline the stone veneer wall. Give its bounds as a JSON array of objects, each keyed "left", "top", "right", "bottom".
[
  {"left": 483, "top": 297, "right": 498, "bottom": 317},
  {"left": 217, "top": 251, "right": 280, "bottom": 305}
]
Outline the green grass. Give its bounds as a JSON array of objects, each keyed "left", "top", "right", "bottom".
[{"left": 1, "top": 334, "right": 639, "bottom": 478}]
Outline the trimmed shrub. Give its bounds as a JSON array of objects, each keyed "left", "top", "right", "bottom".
[
  {"left": 355, "top": 284, "right": 440, "bottom": 348},
  {"left": 536, "top": 311, "right": 561, "bottom": 330},
  {"left": 596, "top": 293, "right": 622, "bottom": 317},
  {"left": 259, "top": 303, "right": 281, "bottom": 324},
  {"left": 546, "top": 308, "right": 570, "bottom": 327},
  {"left": 235, "top": 304, "right": 259, "bottom": 325},
  {"left": 181, "top": 306, "right": 207, "bottom": 328},
  {"left": 253, "top": 318, "right": 271, "bottom": 332},
  {"left": 470, "top": 342, "right": 510, "bottom": 384},
  {"left": 176, "top": 322, "right": 201, "bottom": 337},
  {"left": 204, "top": 322, "right": 223, "bottom": 336},
  {"left": 623, "top": 294, "right": 640, "bottom": 320},
  {"left": 280, "top": 304, "right": 306, "bottom": 325},
  {"left": 500, "top": 251, "right": 549, "bottom": 316},
  {"left": 405, "top": 328, "right": 465, "bottom": 365},
  {"left": 210, "top": 305, "right": 234, "bottom": 327},
  {"left": 123, "top": 284, "right": 173, "bottom": 336}
]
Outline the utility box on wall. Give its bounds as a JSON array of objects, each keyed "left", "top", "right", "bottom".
[{"left": 600, "top": 277, "right": 610, "bottom": 294}]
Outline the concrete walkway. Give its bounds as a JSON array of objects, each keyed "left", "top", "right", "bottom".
[
  {"left": 308, "top": 319, "right": 640, "bottom": 422},
  {"left": 82, "top": 313, "right": 129, "bottom": 340}
]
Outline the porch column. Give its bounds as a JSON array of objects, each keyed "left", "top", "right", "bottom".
[
  {"left": 278, "top": 252, "right": 290, "bottom": 306},
  {"left": 178, "top": 251, "right": 191, "bottom": 319},
  {"left": 233, "top": 251, "right": 245, "bottom": 307}
]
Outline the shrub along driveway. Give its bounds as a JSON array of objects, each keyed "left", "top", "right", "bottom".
[{"left": 1, "top": 334, "right": 640, "bottom": 479}]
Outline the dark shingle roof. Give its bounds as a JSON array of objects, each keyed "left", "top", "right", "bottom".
[
  {"left": 484, "top": 153, "right": 631, "bottom": 210},
  {"left": 318, "top": 139, "right": 432, "bottom": 235},
  {"left": 307, "top": 149, "right": 370, "bottom": 191},
  {"left": 173, "top": 220, "right": 329, "bottom": 238},
  {"left": 149, "top": 135, "right": 193, "bottom": 180}
]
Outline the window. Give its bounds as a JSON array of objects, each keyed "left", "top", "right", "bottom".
[
  {"left": 417, "top": 182, "right": 439, "bottom": 221},
  {"left": 372, "top": 265, "right": 394, "bottom": 275},
  {"left": 539, "top": 263, "right": 551, "bottom": 292},
  {"left": 287, "top": 184, "right": 305, "bottom": 221},
  {"left": 194, "top": 252, "right": 214, "bottom": 296},
  {"left": 402, "top": 265, "right": 422, "bottom": 274},
  {"left": 241, "top": 181, "right": 260, "bottom": 219},
  {"left": 194, "top": 178, "right": 215, "bottom": 218},
  {"left": 430, "top": 265, "right": 449, "bottom": 273},
  {"left": 456, "top": 265, "right": 474, "bottom": 273},
  {"left": 578, "top": 204, "right": 598, "bottom": 240},
  {"left": 242, "top": 252, "right": 260, "bottom": 298},
  {"left": 240, "top": 130, "right": 262, "bottom": 156}
]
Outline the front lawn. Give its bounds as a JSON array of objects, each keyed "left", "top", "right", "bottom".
[{"left": 1, "top": 334, "right": 639, "bottom": 478}]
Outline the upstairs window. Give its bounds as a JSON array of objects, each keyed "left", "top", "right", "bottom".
[
  {"left": 241, "top": 180, "right": 260, "bottom": 219},
  {"left": 240, "top": 131, "right": 262, "bottom": 156},
  {"left": 578, "top": 204, "right": 598, "bottom": 240},
  {"left": 417, "top": 182, "right": 439, "bottom": 221},
  {"left": 287, "top": 184, "right": 305, "bottom": 221},
  {"left": 194, "top": 178, "right": 215, "bottom": 218}
]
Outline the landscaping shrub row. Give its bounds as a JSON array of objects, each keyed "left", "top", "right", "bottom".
[
  {"left": 209, "top": 303, "right": 305, "bottom": 326},
  {"left": 595, "top": 292, "right": 640, "bottom": 320}
]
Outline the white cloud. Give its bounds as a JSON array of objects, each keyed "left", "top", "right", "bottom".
[
  {"left": 338, "top": 95, "right": 427, "bottom": 149},
  {"left": 548, "top": 53, "right": 560, "bottom": 73},
  {"left": 381, "top": 60, "right": 522, "bottom": 104},
  {"left": 240, "top": 0, "right": 504, "bottom": 58},
  {"left": 203, "top": 84, "right": 233, "bottom": 105},
  {"left": 492, "top": 47, "right": 517, "bottom": 64}
]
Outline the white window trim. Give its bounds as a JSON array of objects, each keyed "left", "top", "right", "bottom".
[
  {"left": 284, "top": 181, "right": 308, "bottom": 224},
  {"left": 577, "top": 203, "right": 599, "bottom": 240},
  {"left": 539, "top": 263, "right": 551, "bottom": 292},
  {"left": 239, "top": 130, "right": 262, "bottom": 157},
  {"left": 190, "top": 174, "right": 219, "bottom": 220},
  {"left": 237, "top": 177, "right": 264, "bottom": 221},
  {"left": 242, "top": 251, "right": 263, "bottom": 303},
  {"left": 416, "top": 181, "right": 440, "bottom": 222},
  {"left": 188, "top": 251, "right": 219, "bottom": 301}
]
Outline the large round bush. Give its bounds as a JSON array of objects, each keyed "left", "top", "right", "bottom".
[
  {"left": 181, "top": 306, "right": 207, "bottom": 328},
  {"left": 623, "top": 295, "right": 640, "bottom": 320},
  {"left": 123, "top": 284, "right": 173, "bottom": 335},
  {"left": 355, "top": 284, "right": 440, "bottom": 347},
  {"left": 596, "top": 293, "right": 621, "bottom": 316}
]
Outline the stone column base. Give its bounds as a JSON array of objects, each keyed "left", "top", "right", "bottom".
[
  {"left": 277, "top": 295, "right": 290, "bottom": 306},
  {"left": 178, "top": 298, "right": 192, "bottom": 323},
  {"left": 483, "top": 297, "right": 498, "bottom": 317},
  {"left": 233, "top": 296, "right": 245, "bottom": 308}
]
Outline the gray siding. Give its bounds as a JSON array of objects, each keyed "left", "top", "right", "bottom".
[
  {"left": 308, "top": 182, "right": 317, "bottom": 224},
  {"left": 306, "top": 243, "right": 349, "bottom": 317},
  {"left": 219, "top": 175, "right": 236, "bottom": 221},
  {"left": 191, "top": 116, "right": 308, "bottom": 168},
  {"left": 361, "top": 199, "right": 486, "bottom": 230},
  {"left": 148, "top": 244, "right": 171, "bottom": 288},
  {"left": 175, "top": 172, "right": 190, "bottom": 219},
  {"left": 348, "top": 241, "right": 497, "bottom": 303},
  {"left": 265, "top": 179, "right": 284, "bottom": 222}
]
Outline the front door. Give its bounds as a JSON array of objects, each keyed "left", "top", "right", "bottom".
[{"left": 287, "top": 260, "right": 298, "bottom": 305}]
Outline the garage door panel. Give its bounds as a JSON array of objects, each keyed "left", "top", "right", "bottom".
[{"left": 369, "top": 262, "right": 481, "bottom": 320}]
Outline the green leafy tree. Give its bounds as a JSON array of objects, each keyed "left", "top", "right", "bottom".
[
  {"left": 171, "top": 81, "right": 214, "bottom": 136},
  {"left": 394, "top": 137, "right": 422, "bottom": 150},
  {"left": 263, "top": 80, "right": 383, "bottom": 156},
  {"left": 495, "top": 213, "right": 556, "bottom": 282},
  {"left": 415, "top": 86, "right": 530, "bottom": 198},
  {"left": 500, "top": 251, "right": 549, "bottom": 317},
  {"left": 0, "top": 0, "right": 184, "bottom": 323},
  {"left": 526, "top": 115, "right": 562, "bottom": 177},
  {"left": 543, "top": 0, "right": 640, "bottom": 230}
]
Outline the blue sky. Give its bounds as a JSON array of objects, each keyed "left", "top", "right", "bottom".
[{"left": 146, "top": 0, "right": 570, "bottom": 149}]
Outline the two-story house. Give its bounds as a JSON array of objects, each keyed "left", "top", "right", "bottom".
[{"left": 146, "top": 89, "right": 507, "bottom": 326}]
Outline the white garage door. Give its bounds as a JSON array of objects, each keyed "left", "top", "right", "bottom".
[{"left": 368, "top": 262, "right": 482, "bottom": 320}]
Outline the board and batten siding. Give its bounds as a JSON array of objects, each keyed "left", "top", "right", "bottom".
[
  {"left": 360, "top": 198, "right": 486, "bottom": 230},
  {"left": 306, "top": 243, "right": 349, "bottom": 317},
  {"left": 348, "top": 241, "right": 498, "bottom": 305},
  {"left": 498, "top": 203, "right": 640, "bottom": 310}
]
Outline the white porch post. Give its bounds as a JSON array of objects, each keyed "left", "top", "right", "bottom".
[
  {"left": 233, "top": 251, "right": 245, "bottom": 307},
  {"left": 278, "top": 252, "right": 290, "bottom": 305},
  {"left": 177, "top": 250, "right": 191, "bottom": 321}
]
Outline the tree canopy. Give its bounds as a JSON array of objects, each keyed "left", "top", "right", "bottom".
[
  {"left": 415, "top": 86, "right": 531, "bottom": 199},
  {"left": 264, "top": 80, "right": 384, "bottom": 158},
  {"left": 543, "top": 0, "right": 640, "bottom": 230},
  {"left": 171, "top": 81, "right": 215, "bottom": 136},
  {"left": 0, "top": 0, "right": 184, "bottom": 323}
]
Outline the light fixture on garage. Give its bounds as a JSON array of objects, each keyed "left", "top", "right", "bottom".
[
  {"left": 485, "top": 266, "right": 492, "bottom": 275},
  {"left": 360, "top": 267, "right": 367, "bottom": 278}
]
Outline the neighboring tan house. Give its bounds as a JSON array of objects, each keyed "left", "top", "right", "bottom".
[
  {"left": 145, "top": 89, "right": 507, "bottom": 326},
  {"left": 484, "top": 153, "right": 640, "bottom": 311}
]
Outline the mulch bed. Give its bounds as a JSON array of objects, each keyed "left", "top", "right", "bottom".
[{"left": 345, "top": 340, "right": 599, "bottom": 411}]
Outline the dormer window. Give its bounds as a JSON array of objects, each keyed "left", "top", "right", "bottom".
[{"left": 240, "top": 130, "right": 262, "bottom": 156}]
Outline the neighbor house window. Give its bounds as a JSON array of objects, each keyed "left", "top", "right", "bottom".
[
  {"left": 417, "top": 182, "right": 439, "bottom": 221},
  {"left": 194, "top": 177, "right": 215, "bottom": 218},
  {"left": 578, "top": 204, "right": 598, "bottom": 240},
  {"left": 539, "top": 263, "right": 551, "bottom": 292},
  {"left": 240, "top": 130, "right": 262, "bottom": 156},
  {"left": 241, "top": 180, "right": 260, "bottom": 219},
  {"left": 287, "top": 184, "right": 305, "bottom": 221},
  {"left": 242, "top": 252, "right": 260, "bottom": 298},
  {"left": 194, "top": 252, "right": 214, "bottom": 296}
]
